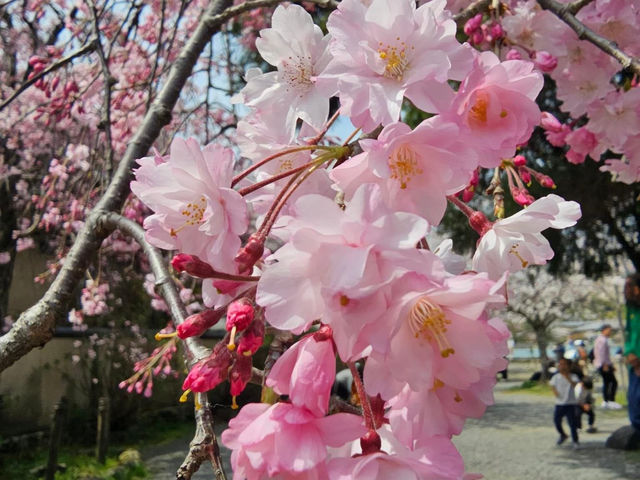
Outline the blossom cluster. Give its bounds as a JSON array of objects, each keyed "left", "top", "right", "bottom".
[
  {"left": 457, "top": 0, "right": 640, "bottom": 183},
  {"left": 130, "top": 0, "right": 583, "bottom": 478}
]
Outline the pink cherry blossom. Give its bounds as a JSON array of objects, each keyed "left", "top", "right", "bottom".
[
  {"left": 442, "top": 50, "right": 543, "bottom": 167},
  {"left": 233, "top": 4, "right": 333, "bottom": 133},
  {"left": 331, "top": 117, "right": 476, "bottom": 225},
  {"left": 266, "top": 327, "right": 336, "bottom": 416},
  {"left": 256, "top": 184, "right": 429, "bottom": 358},
  {"left": 221, "top": 402, "right": 365, "bottom": 480},
  {"left": 328, "top": 425, "right": 465, "bottom": 479},
  {"left": 364, "top": 260, "right": 505, "bottom": 400},
  {"left": 471, "top": 194, "right": 581, "bottom": 280},
  {"left": 131, "top": 138, "right": 248, "bottom": 272},
  {"left": 320, "top": 0, "right": 472, "bottom": 132}
]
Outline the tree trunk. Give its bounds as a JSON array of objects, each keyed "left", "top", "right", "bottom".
[{"left": 535, "top": 331, "right": 551, "bottom": 381}]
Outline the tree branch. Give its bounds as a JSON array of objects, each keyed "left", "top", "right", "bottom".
[
  {"left": 0, "top": 0, "right": 234, "bottom": 373},
  {"left": 453, "top": 0, "right": 491, "bottom": 26},
  {"left": 98, "top": 212, "right": 225, "bottom": 480},
  {"left": 537, "top": 0, "right": 640, "bottom": 76},
  {"left": 0, "top": 39, "right": 97, "bottom": 112}
]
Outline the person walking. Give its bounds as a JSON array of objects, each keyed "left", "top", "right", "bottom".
[
  {"left": 624, "top": 273, "right": 640, "bottom": 430},
  {"left": 550, "top": 358, "right": 581, "bottom": 449},
  {"left": 593, "top": 324, "right": 621, "bottom": 409}
]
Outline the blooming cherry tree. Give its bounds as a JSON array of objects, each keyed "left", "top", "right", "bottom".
[{"left": 3, "top": 0, "right": 640, "bottom": 478}]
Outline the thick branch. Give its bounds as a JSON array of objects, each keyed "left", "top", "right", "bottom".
[
  {"left": 0, "top": 40, "right": 97, "bottom": 112},
  {"left": 537, "top": 0, "right": 640, "bottom": 76},
  {"left": 0, "top": 0, "right": 233, "bottom": 373}
]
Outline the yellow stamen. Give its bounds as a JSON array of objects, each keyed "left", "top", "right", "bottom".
[
  {"left": 195, "top": 396, "right": 202, "bottom": 411},
  {"left": 155, "top": 331, "right": 177, "bottom": 341},
  {"left": 409, "top": 296, "right": 455, "bottom": 358},
  {"left": 377, "top": 41, "right": 412, "bottom": 81},
  {"left": 231, "top": 396, "right": 239, "bottom": 410},
  {"left": 500, "top": 109, "right": 508, "bottom": 118},
  {"left": 509, "top": 243, "right": 529, "bottom": 268},
  {"left": 242, "top": 350, "right": 252, "bottom": 357},
  {"left": 468, "top": 92, "right": 489, "bottom": 127},
  {"left": 454, "top": 391, "right": 463, "bottom": 403},
  {"left": 340, "top": 294, "right": 350, "bottom": 306},
  {"left": 389, "top": 144, "right": 423, "bottom": 190},
  {"left": 179, "top": 389, "right": 191, "bottom": 403},
  {"left": 170, "top": 196, "right": 207, "bottom": 237},
  {"left": 432, "top": 378, "right": 445, "bottom": 391},
  {"left": 227, "top": 325, "right": 237, "bottom": 351}
]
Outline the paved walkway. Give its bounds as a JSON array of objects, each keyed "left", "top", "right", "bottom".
[
  {"left": 454, "top": 380, "right": 640, "bottom": 479},
  {"left": 143, "top": 373, "right": 640, "bottom": 479}
]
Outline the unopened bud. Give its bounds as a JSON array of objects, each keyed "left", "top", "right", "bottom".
[
  {"left": 177, "top": 308, "right": 224, "bottom": 339},
  {"left": 513, "top": 155, "right": 526, "bottom": 167},
  {"left": 533, "top": 50, "right": 558, "bottom": 73},
  {"left": 360, "top": 430, "right": 382, "bottom": 455},
  {"left": 234, "top": 234, "right": 265, "bottom": 273},
  {"left": 171, "top": 253, "right": 216, "bottom": 278},
  {"left": 237, "top": 319, "right": 265, "bottom": 357},
  {"left": 505, "top": 49, "right": 522, "bottom": 60}
]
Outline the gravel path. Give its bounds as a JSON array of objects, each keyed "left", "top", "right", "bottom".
[
  {"left": 143, "top": 376, "right": 640, "bottom": 479},
  {"left": 454, "top": 380, "right": 640, "bottom": 480}
]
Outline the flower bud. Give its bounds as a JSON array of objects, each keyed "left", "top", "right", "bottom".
[
  {"left": 229, "top": 354, "right": 253, "bottom": 397},
  {"left": 234, "top": 234, "right": 264, "bottom": 273},
  {"left": 226, "top": 299, "right": 255, "bottom": 332},
  {"left": 237, "top": 319, "right": 265, "bottom": 356},
  {"left": 177, "top": 308, "right": 224, "bottom": 339},
  {"left": 464, "top": 14, "right": 483, "bottom": 36},
  {"left": 513, "top": 155, "right": 526, "bottom": 167},
  {"left": 533, "top": 51, "right": 558, "bottom": 73},
  {"left": 505, "top": 49, "right": 522, "bottom": 60},
  {"left": 171, "top": 253, "right": 216, "bottom": 278},
  {"left": 182, "top": 341, "right": 233, "bottom": 393}
]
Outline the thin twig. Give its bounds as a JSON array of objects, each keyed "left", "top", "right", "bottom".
[
  {"left": 453, "top": 0, "right": 491, "bottom": 26},
  {"left": 537, "top": 0, "right": 640, "bottom": 76}
]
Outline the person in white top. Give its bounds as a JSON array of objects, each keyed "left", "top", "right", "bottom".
[
  {"left": 550, "top": 358, "right": 581, "bottom": 448},
  {"left": 593, "top": 324, "right": 622, "bottom": 409}
]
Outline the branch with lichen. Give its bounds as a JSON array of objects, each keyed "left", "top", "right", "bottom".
[{"left": 537, "top": 0, "right": 640, "bottom": 76}]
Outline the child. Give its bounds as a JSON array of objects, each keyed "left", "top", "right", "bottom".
[
  {"left": 550, "top": 358, "right": 581, "bottom": 448},
  {"left": 575, "top": 376, "right": 597, "bottom": 433}
]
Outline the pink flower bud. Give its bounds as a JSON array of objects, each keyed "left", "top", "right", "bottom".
[
  {"left": 462, "top": 187, "right": 475, "bottom": 202},
  {"left": 226, "top": 300, "right": 255, "bottom": 332},
  {"left": 490, "top": 23, "right": 504, "bottom": 40},
  {"left": 513, "top": 155, "right": 526, "bottom": 167},
  {"left": 540, "top": 112, "right": 562, "bottom": 132},
  {"left": 212, "top": 278, "right": 242, "bottom": 294},
  {"left": 118, "top": 381, "right": 127, "bottom": 389},
  {"left": 505, "top": 49, "right": 522, "bottom": 61},
  {"left": 177, "top": 308, "right": 224, "bottom": 339},
  {"left": 171, "top": 253, "right": 216, "bottom": 278},
  {"left": 533, "top": 51, "right": 558, "bottom": 73},
  {"left": 182, "top": 341, "right": 233, "bottom": 393},
  {"left": 512, "top": 188, "right": 534, "bottom": 206},
  {"left": 464, "top": 14, "right": 483, "bottom": 36},
  {"left": 518, "top": 168, "right": 532, "bottom": 184},
  {"left": 237, "top": 319, "right": 265, "bottom": 357},
  {"left": 229, "top": 354, "right": 253, "bottom": 396},
  {"left": 234, "top": 234, "right": 264, "bottom": 273},
  {"left": 471, "top": 30, "right": 484, "bottom": 45},
  {"left": 144, "top": 383, "right": 153, "bottom": 398}
]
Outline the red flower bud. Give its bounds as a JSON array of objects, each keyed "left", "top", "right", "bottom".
[
  {"left": 171, "top": 253, "right": 216, "bottom": 278},
  {"left": 177, "top": 308, "right": 224, "bottom": 339},
  {"left": 182, "top": 341, "right": 233, "bottom": 393},
  {"left": 229, "top": 354, "right": 253, "bottom": 396},
  {"left": 237, "top": 319, "right": 265, "bottom": 357},
  {"left": 234, "top": 234, "right": 265, "bottom": 273}
]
